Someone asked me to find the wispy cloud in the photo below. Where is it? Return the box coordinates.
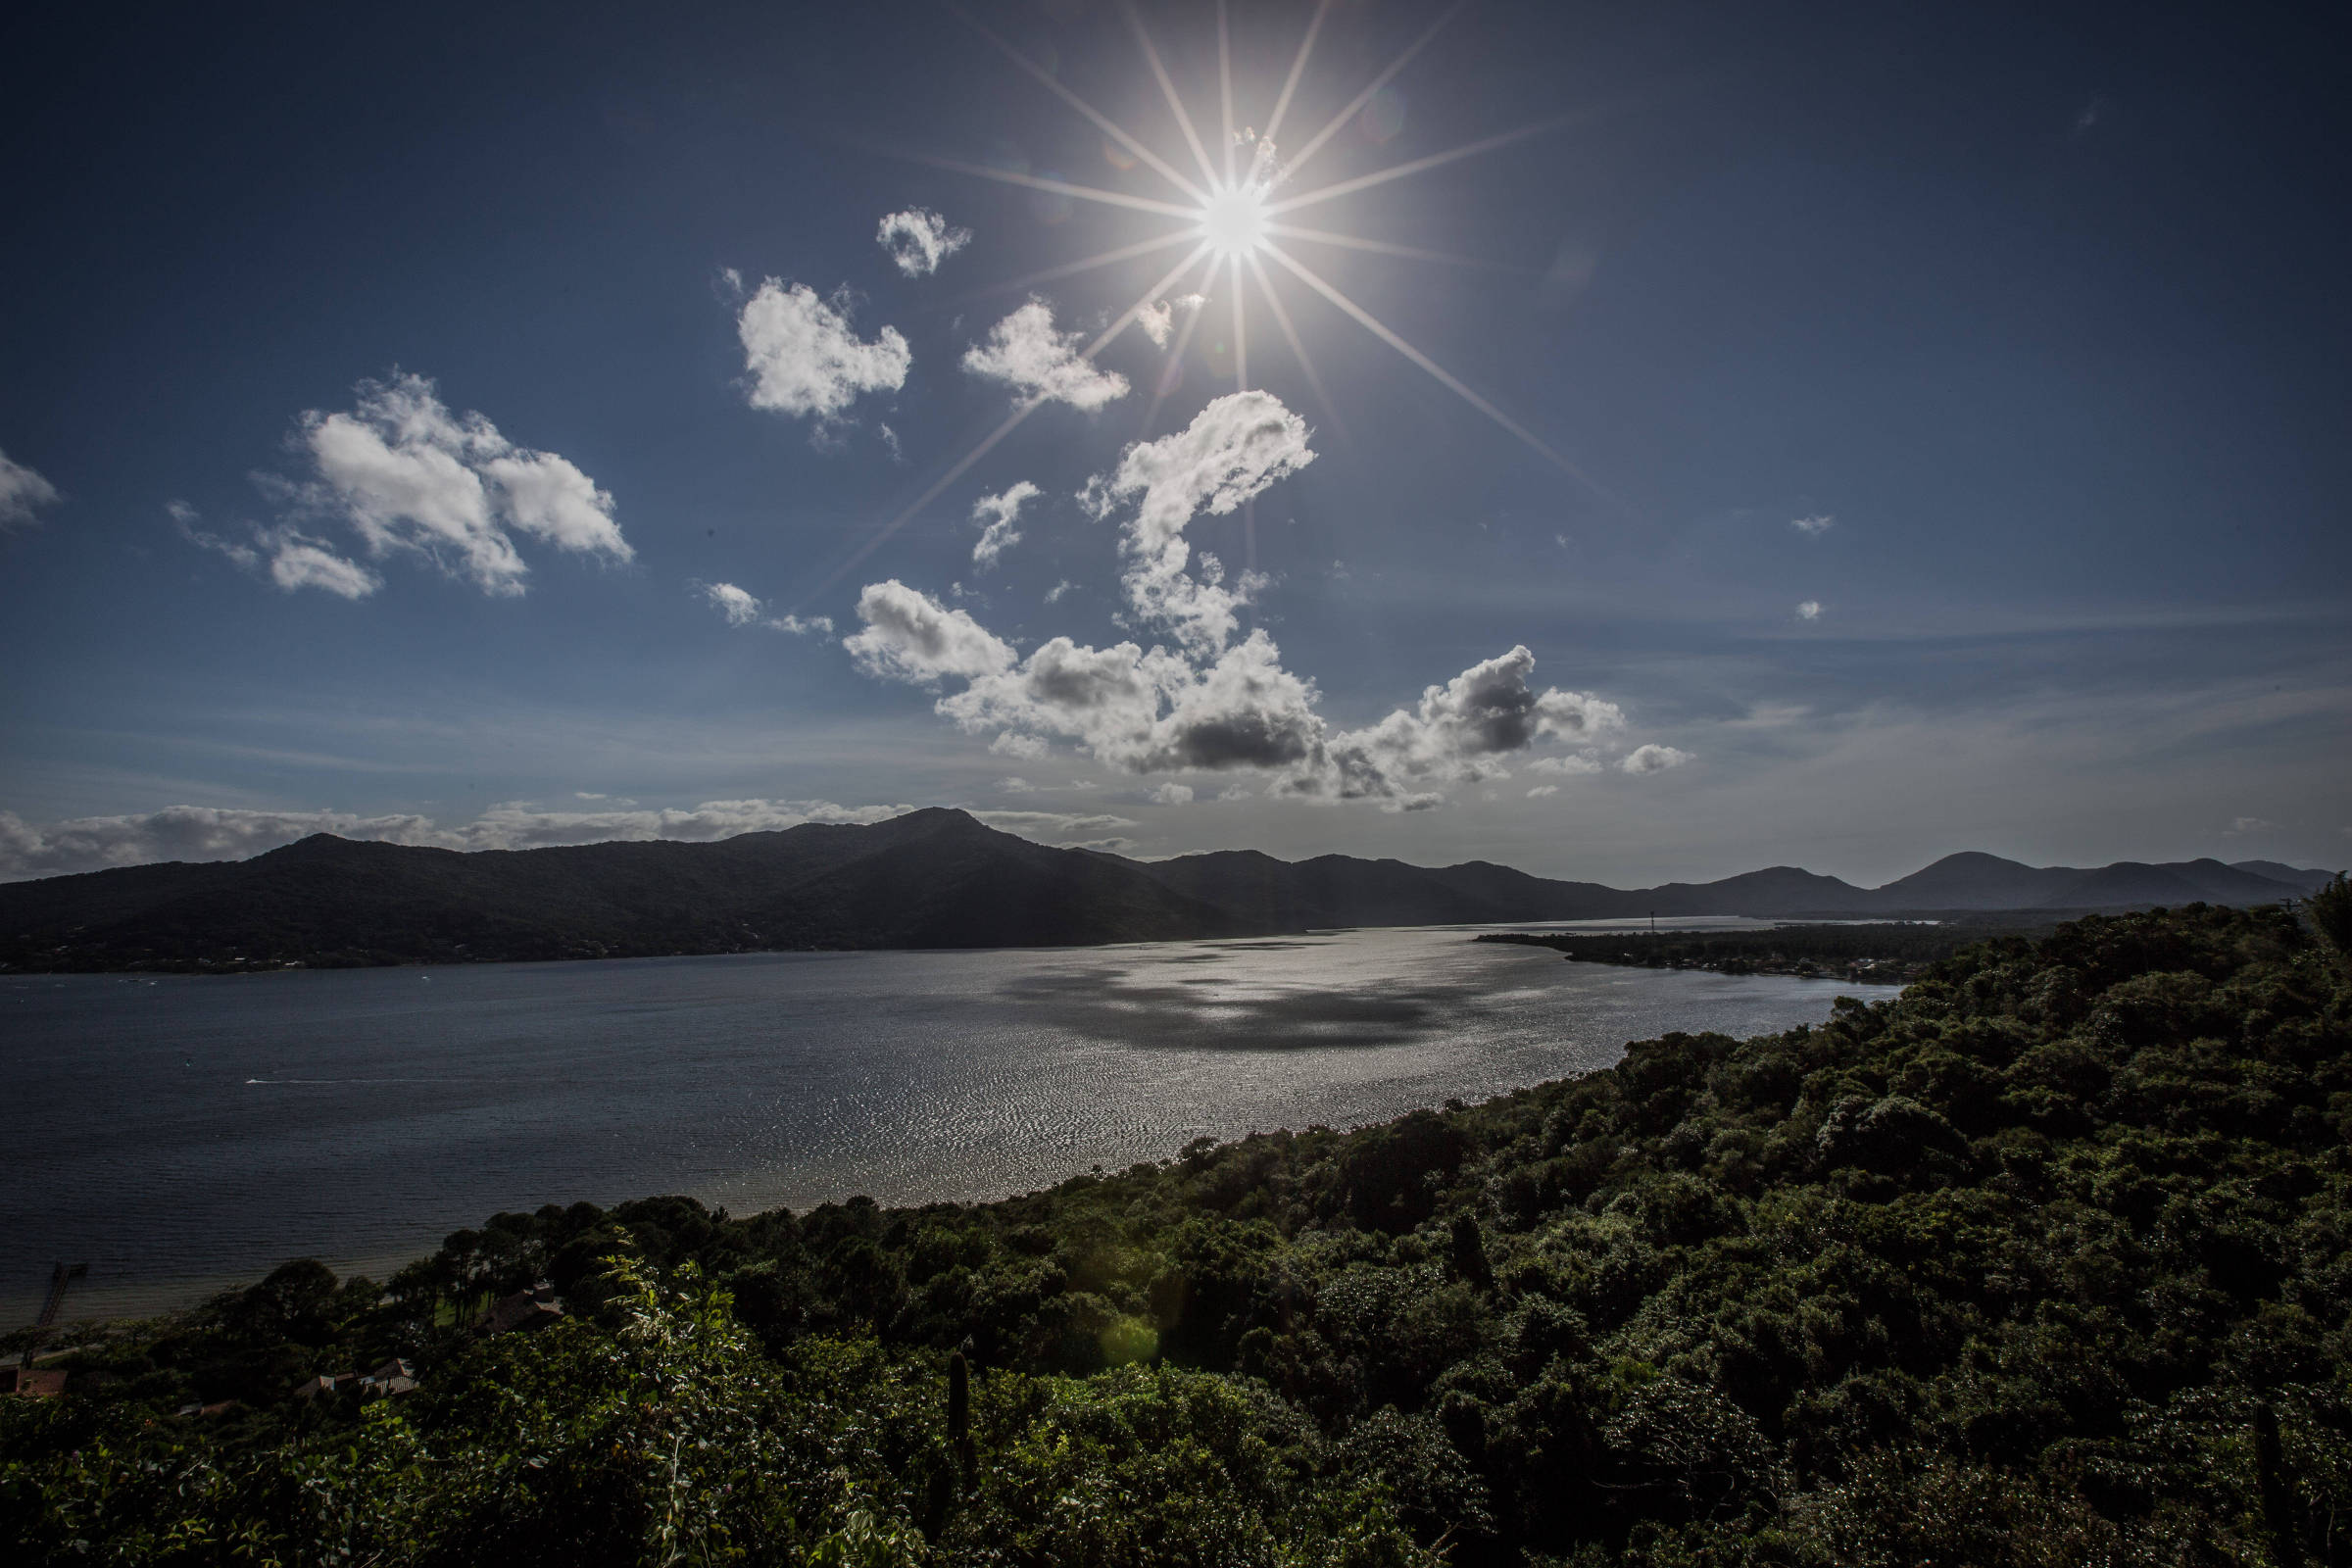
[172,501,381,600]
[697,580,833,636]
[0,798,914,881]
[1791,514,1835,537]
[967,808,1137,845]
[0,448,61,530]
[1796,600,1822,620]
[971,479,1041,570]
[1135,293,1206,348]
[1620,744,1694,774]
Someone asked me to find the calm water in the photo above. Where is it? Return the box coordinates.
[1,926,1890,1321]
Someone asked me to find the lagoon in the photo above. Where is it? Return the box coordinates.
[0,924,1892,1321]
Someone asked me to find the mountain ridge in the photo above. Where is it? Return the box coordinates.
[0,808,2334,972]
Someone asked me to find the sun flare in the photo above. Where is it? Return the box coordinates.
[837,0,1606,597]
[1199,179,1272,258]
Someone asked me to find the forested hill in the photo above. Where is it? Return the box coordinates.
[10,897,2352,1564]
[0,805,2332,971]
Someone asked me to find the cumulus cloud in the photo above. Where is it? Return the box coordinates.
[1621,744,1694,774]
[0,448,61,530]
[0,799,913,882]
[990,730,1050,760]
[1792,514,1835,536]
[845,391,1657,811]
[1796,600,1822,620]
[962,300,1129,410]
[843,579,1016,684]
[876,207,971,276]
[970,480,1041,570]
[737,280,911,429]
[1135,293,1207,348]
[1149,782,1195,806]
[264,372,629,598]
[1527,753,1604,775]
[172,501,381,600]
[1326,647,1627,794]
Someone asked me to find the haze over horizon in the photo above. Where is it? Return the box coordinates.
[3,0,2345,890]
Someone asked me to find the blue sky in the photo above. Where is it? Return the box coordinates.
[1,0,2344,886]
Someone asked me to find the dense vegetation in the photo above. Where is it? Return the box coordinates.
[7,894,2352,1564]
[1477,921,2058,983]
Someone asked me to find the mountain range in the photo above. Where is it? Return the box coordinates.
[0,808,2334,972]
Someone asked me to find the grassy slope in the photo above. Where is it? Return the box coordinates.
[6,902,2350,1565]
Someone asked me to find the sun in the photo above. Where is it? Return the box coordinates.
[1199,179,1272,258]
[814,1,1613,601]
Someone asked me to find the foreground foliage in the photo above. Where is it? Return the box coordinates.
[7,900,2350,1565]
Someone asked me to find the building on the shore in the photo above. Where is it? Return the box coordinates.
[477,1282,564,1336]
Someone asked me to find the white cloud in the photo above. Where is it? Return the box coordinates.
[737,280,911,428]
[843,579,1017,684]
[1045,579,1075,604]
[696,583,833,636]
[846,389,1661,812]
[1621,744,1694,774]
[971,479,1041,570]
[770,612,833,636]
[278,372,628,597]
[172,500,380,600]
[1216,784,1253,802]
[968,809,1137,844]
[0,448,61,530]
[2226,815,2278,836]
[267,535,382,599]
[1796,600,1822,620]
[1527,753,1603,775]
[876,207,971,277]
[1526,784,1559,798]
[998,777,1036,794]
[702,581,763,626]
[1792,514,1835,536]
[0,798,915,882]
[1135,292,1207,348]
[1081,389,1314,654]
[1329,647,1627,790]
[990,730,1050,760]
[962,300,1130,411]
[1150,782,1195,806]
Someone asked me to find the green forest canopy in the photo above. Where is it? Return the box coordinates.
[6,891,2351,1565]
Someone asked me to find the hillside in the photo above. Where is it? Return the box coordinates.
[0,809,1266,971]
[0,809,2332,972]
[10,902,2350,1564]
